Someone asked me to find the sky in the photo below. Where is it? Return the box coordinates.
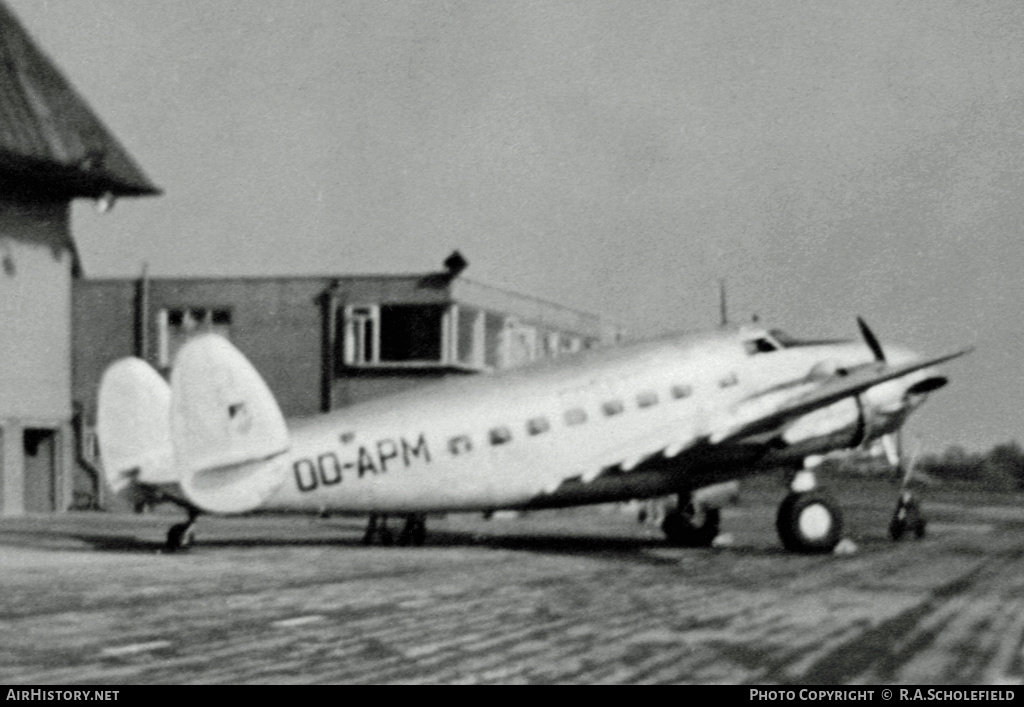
[8,0,1024,453]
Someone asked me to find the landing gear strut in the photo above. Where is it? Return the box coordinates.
[362,513,428,546]
[165,512,199,552]
[661,498,720,547]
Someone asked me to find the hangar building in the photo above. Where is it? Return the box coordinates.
[0,2,158,515]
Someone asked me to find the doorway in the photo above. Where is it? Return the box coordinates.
[23,428,56,512]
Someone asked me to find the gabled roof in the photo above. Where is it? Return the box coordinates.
[0,1,159,198]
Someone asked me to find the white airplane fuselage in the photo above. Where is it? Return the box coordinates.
[261,329,930,515]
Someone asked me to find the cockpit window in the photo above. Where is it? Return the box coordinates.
[769,329,851,348]
[744,337,779,355]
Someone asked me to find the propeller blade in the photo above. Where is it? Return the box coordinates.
[857,316,886,362]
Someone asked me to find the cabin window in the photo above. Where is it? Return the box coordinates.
[527,417,550,436]
[448,435,473,456]
[671,384,693,400]
[158,307,232,368]
[636,391,659,408]
[564,408,588,426]
[489,426,512,446]
[602,400,625,417]
[718,372,739,388]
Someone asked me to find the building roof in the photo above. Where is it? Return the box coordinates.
[0,2,159,199]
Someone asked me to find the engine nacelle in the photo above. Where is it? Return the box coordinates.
[170,334,291,514]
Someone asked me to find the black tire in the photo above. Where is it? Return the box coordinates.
[166,523,195,552]
[661,505,720,547]
[889,517,905,541]
[398,516,427,547]
[776,491,843,553]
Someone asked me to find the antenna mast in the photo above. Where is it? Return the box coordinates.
[719,278,728,327]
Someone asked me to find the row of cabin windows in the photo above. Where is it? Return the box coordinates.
[451,382,697,453]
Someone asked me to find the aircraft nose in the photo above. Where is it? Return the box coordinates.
[860,346,939,419]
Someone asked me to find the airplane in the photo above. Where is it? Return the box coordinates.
[96,317,970,554]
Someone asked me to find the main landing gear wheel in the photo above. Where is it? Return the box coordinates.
[362,514,395,546]
[775,491,843,553]
[661,503,720,547]
[398,514,427,546]
[889,494,927,541]
[165,521,196,552]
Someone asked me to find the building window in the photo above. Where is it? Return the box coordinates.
[544,332,561,359]
[342,305,377,365]
[527,416,550,435]
[502,320,538,368]
[158,307,232,368]
[483,312,504,368]
[340,304,446,367]
[455,306,485,368]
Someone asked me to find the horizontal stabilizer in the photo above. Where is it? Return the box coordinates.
[97,357,174,494]
[171,334,290,514]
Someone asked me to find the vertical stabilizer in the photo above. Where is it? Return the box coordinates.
[170,334,290,514]
[97,357,174,493]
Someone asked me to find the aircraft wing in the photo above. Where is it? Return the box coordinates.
[709,348,972,445]
[553,347,970,491]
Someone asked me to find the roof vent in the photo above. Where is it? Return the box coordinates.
[444,250,468,278]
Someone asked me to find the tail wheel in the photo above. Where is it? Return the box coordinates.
[662,504,720,547]
[776,491,842,553]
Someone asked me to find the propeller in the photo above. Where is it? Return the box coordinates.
[857,316,886,363]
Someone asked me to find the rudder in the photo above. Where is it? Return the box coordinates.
[97,357,174,495]
[170,334,290,514]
